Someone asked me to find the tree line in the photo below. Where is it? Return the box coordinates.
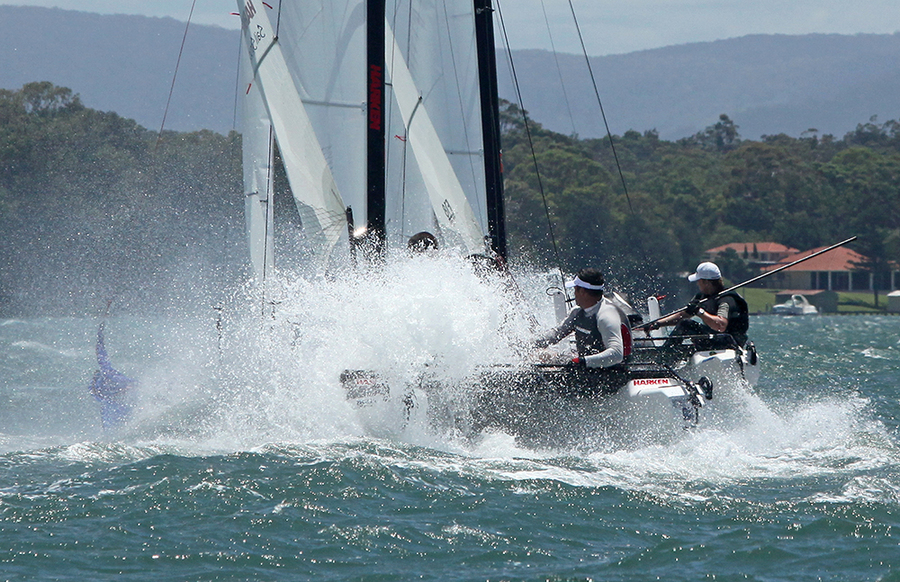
[500,103,900,295]
[0,82,244,315]
[2,82,899,314]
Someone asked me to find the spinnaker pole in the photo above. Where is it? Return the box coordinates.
[636,236,858,329]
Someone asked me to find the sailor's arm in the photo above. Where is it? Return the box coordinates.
[533,309,577,348]
[697,306,728,333]
[696,303,728,332]
[649,295,726,331]
[653,310,687,327]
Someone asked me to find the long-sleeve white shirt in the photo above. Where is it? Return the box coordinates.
[535,297,629,368]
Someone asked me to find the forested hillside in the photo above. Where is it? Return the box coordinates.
[503,105,900,288]
[1,83,899,314]
[0,83,244,315]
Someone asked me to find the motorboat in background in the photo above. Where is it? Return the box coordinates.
[772,294,818,316]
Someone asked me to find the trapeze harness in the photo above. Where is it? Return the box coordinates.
[697,291,749,347]
[573,306,632,362]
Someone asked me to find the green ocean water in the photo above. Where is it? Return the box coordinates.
[2,313,899,581]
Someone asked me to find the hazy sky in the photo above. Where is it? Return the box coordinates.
[7,0,900,55]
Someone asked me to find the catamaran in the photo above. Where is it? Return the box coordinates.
[235,0,762,442]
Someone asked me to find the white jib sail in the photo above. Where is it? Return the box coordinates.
[385,22,487,256]
[239,1,348,263]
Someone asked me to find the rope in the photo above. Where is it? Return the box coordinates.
[155,0,197,152]
[566,0,635,216]
[495,0,567,293]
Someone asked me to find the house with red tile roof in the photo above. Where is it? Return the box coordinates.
[760,246,894,291]
[702,242,900,297]
[704,242,799,265]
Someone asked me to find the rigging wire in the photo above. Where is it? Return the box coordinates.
[398,0,415,246]
[565,0,660,278]
[494,0,568,294]
[566,0,635,217]
[539,0,578,137]
[155,0,198,152]
[274,0,284,35]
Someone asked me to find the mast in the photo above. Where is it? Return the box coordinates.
[366,0,387,256]
[473,0,507,260]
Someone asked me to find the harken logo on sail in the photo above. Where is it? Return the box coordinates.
[368,65,383,131]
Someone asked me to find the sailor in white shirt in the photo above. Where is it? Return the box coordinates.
[534,268,632,368]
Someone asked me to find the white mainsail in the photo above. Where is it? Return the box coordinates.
[272,1,368,235]
[385,21,486,255]
[238,0,497,269]
[385,0,490,253]
[238,0,348,268]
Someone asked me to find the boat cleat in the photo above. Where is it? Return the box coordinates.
[698,376,713,400]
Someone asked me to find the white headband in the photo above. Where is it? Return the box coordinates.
[565,276,605,291]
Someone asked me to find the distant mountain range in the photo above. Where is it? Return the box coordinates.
[500,34,900,140]
[2,6,237,136]
[3,5,899,140]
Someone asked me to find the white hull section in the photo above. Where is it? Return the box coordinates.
[340,346,759,444]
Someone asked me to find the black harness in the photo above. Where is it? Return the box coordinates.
[573,308,605,357]
[699,291,749,345]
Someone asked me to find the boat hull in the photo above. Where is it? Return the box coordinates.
[341,360,719,445]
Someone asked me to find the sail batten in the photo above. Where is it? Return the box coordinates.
[302,100,367,109]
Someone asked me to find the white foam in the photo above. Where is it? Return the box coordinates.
[7,264,899,510]
[109,254,539,450]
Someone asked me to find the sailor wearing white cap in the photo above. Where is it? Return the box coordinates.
[687,261,721,282]
[652,261,749,349]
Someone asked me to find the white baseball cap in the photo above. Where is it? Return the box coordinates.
[687,262,721,282]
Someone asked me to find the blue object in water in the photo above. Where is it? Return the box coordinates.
[89,322,135,430]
